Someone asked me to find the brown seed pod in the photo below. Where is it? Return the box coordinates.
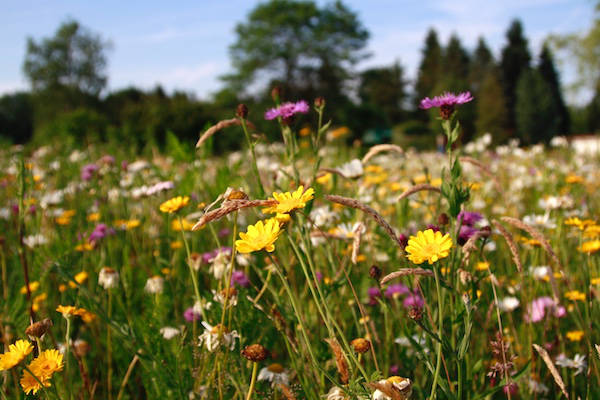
[350,337,371,354]
[241,344,269,362]
[25,318,53,338]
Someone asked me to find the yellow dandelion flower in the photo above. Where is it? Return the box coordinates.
[329,126,350,139]
[564,217,583,227]
[565,174,584,184]
[159,196,189,214]
[405,229,453,265]
[75,242,94,252]
[316,173,332,185]
[87,212,101,222]
[20,349,63,395]
[476,262,489,271]
[579,240,600,254]
[20,281,40,295]
[170,241,183,250]
[115,219,141,230]
[171,218,194,231]
[566,330,584,342]
[591,277,600,285]
[299,126,312,137]
[69,271,89,288]
[0,340,34,371]
[235,219,281,254]
[263,186,314,215]
[583,225,600,238]
[56,305,79,317]
[564,290,586,301]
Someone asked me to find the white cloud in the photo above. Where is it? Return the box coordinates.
[0,80,27,95]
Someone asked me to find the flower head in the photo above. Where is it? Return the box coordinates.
[20,349,63,394]
[263,186,314,215]
[0,340,33,371]
[159,196,190,214]
[405,229,453,265]
[419,91,473,119]
[235,219,281,254]
[258,363,290,386]
[264,100,309,120]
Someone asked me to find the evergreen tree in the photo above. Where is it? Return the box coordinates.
[414,29,443,109]
[515,69,559,144]
[500,19,531,133]
[470,37,494,94]
[359,62,407,126]
[538,44,570,134]
[443,34,470,88]
[475,68,508,142]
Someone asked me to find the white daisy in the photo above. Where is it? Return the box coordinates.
[198,322,239,352]
[257,363,290,387]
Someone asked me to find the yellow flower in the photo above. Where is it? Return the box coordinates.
[405,229,453,265]
[475,261,489,271]
[235,219,281,254]
[564,217,583,227]
[159,196,189,214]
[299,126,312,137]
[170,241,183,250]
[591,277,600,285]
[171,218,195,231]
[0,340,33,371]
[87,212,101,222]
[75,242,94,252]
[329,126,350,139]
[565,174,584,184]
[68,271,89,288]
[20,281,40,295]
[20,349,64,395]
[579,240,600,254]
[114,219,141,230]
[263,186,314,215]
[316,173,332,185]
[566,330,584,342]
[583,225,600,238]
[564,290,586,301]
[56,305,79,317]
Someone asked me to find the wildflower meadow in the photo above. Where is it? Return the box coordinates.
[1,90,599,400]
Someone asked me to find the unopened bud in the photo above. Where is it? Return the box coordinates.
[408,306,423,322]
[242,344,269,362]
[236,104,248,119]
[480,226,492,238]
[369,265,382,281]
[437,213,449,226]
[271,86,282,102]
[314,97,325,108]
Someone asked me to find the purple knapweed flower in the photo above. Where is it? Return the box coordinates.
[397,233,408,249]
[419,91,473,119]
[367,286,382,306]
[184,307,202,322]
[389,365,400,376]
[458,225,479,245]
[89,223,115,244]
[457,211,483,227]
[230,270,250,288]
[403,291,424,309]
[264,100,309,121]
[426,224,440,233]
[315,271,324,282]
[218,228,231,238]
[385,283,410,299]
[81,163,99,181]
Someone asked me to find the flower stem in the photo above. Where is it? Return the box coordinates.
[65,316,72,400]
[430,267,444,400]
[178,215,202,305]
[240,118,265,198]
[245,362,258,400]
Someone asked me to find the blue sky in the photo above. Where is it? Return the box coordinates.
[1,0,593,102]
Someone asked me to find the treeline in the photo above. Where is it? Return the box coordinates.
[0,2,597,150]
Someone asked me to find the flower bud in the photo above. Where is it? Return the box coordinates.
[241,344,269,362]
[408,306,423,322]
[236,104,248,119]
[314,97,325,108]
[437,213,449,226]
[369,265,382,281]
[350,337,371,354]
[271,86,282,102]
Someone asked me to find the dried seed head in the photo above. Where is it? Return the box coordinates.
[407,306,423,322]
[220,287,238,299]
[73,339,90,357]
[241,344,269,362]
[350,337,371,354]
[369,265,382,281]
[236,104,248,119]
[437,213,449,226]
[25,318,53,338]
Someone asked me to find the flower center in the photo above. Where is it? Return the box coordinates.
[267,363,284,373]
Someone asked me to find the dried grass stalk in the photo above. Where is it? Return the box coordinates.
[278,384,297,400]
[501,216,561,300]
[533,344,569,399]
[362,144,403,164]
[319,167,352,179]
[380,268,433,285]
[397,184,441,201]
[351,222,366,264]
[195,118,256,148]
[310,231,351,241]
[325,194,402,249]
[461,230,487,264]
[324,338,349,384]
[492,220,522,274]
[192,199,276,230]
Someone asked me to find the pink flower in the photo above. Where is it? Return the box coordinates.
[264,100,309,120]
[419,92,473,110]
[525,296,565,323]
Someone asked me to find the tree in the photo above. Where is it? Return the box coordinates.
[470,37,494,94]
[538,44,570,134]
[500,19,531,133]
[224,0,369,101]
[23,19,109,96]
[0,92,34,143]
[475,69,508,142]
[358,62,407,126]
[443,34,470,88]
[515,69,558,144]
[414,29,443,108]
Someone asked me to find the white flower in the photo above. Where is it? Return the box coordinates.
[528,378,549,394]
[212,288,237,307]
[530,266,550,281]
[257,363,290,386]
[127,160,150,173]
[498,297,520,312]
[0,208,10,220]
[144,276,164,294]
[310,206,338,228]
[523,213,556,229]
[198,322,239,352]
[555,353,587,375]
[551,136,568,147]
[325,386,348,400]
[371,377,412,400]
[208,250,231,279]
[160,326,180,340]
[98,267,119,289]
[23,234,48,248]
[337,159,363,179]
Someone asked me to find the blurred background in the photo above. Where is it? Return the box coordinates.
[1,0,598,151]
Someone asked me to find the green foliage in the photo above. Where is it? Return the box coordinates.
[36,107,108,144]
[475,68,508,142]
[0,92,34,143]
[414,29,443,110]
[538,44,570,134]
[515,69,559,144]
[392,120,435,150]
[358,62,407,126]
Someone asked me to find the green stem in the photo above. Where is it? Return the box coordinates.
[240,118,265,197]
[245,362,258,400]
[430,267,444,400]
[178,215,202,306]
[65,316,72,400]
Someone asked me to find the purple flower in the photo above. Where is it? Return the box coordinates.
[264,100,309,120]
[385,283,410,299]
[231,270,250,288]
[397,233,408,249]
[81,163,99,181]
[525,296,565,323]
[218,228,231,238]
[184,307,201,322]
[201,247,232,264]
[403,291,424,309]
[367,286,382,306]
[315,271,324,282]
[89,223,115,244]
[99,155,115,165]
[419,91,473,110]
[426,224,440,233]
[389,364,400,376]
[458,225,478,245]
[457,211,482,227]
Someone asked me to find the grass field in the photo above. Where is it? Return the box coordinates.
[1,99,599,399]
